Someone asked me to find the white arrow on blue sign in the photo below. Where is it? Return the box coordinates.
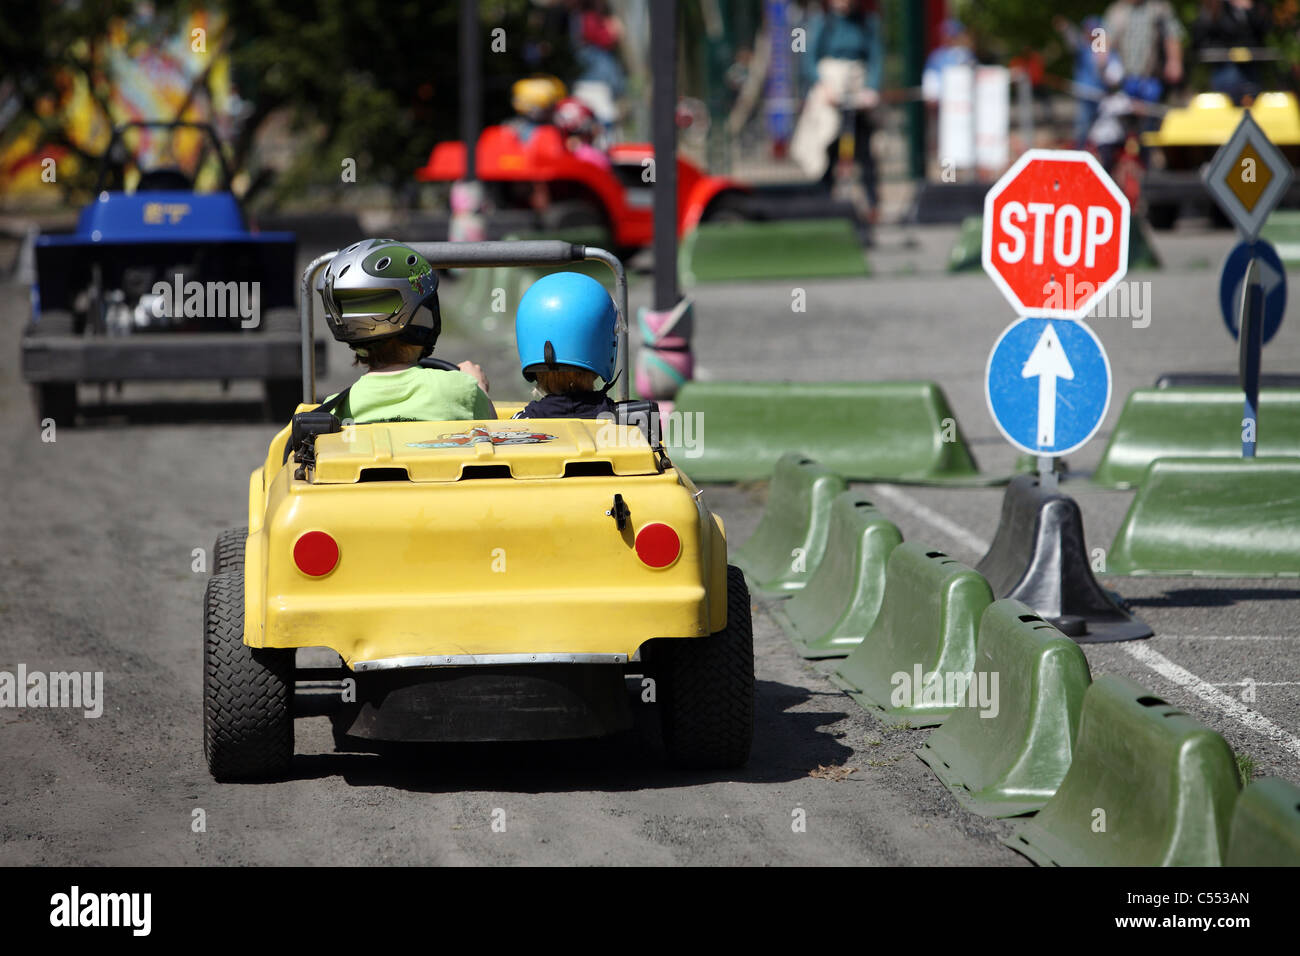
[985,317,1112,457]
[1219,239,1286,344]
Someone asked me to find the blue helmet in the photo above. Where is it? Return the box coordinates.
[515,272,618,382]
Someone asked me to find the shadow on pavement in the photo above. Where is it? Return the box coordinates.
[284,677,857,793]
[73,399,276,426]
[1125,586,1300,609]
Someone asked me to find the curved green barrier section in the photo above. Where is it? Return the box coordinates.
[1007,676,1241,866]
[773,491,903,659]
[917,600,1092,818]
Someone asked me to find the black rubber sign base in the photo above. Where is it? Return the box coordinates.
[976,475,1152,644]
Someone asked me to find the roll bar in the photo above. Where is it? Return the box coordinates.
[298,241,629,404]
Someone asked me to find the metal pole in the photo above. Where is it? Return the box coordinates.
[1037,456,1058,492]
[1016,70,1034,151]
[1239,255,1263,458]
[902,0,926,181]
[651,0,678,311]
[459,0,481,181]
[583,246,630,402]
[300,251,338,404]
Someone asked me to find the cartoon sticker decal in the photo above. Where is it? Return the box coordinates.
[407,426,557,449]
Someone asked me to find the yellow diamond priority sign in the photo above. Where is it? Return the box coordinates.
[1224,141,1272,212]
[1204,111,1294,241]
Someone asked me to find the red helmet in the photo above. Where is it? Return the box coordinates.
[554,97,598,138]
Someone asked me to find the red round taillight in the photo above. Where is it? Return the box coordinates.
[635,523,681,569]
[293,531,339,577]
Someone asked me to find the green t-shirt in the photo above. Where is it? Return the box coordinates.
[327,367,493,423]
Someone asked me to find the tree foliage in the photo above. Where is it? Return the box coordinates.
[1,0,575,205]
[214,0,575,204]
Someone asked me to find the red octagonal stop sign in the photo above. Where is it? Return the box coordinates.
[982,149,1130,319]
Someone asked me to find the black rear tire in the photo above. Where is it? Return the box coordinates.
[1147,203,1179,231]
[540,197,608,233]
[213,526,248,575]
[35,383,77,426]
[702,191,752,223]
[203,571,294,781]
[658,564,755,769]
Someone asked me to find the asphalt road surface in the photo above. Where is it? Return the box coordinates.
[0,223,1294,865]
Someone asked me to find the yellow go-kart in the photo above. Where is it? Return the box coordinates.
[202,241,753,780]
[1143,90,1300,229]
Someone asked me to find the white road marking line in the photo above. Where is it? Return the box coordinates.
[868,484,991,556]
[1152,634,1296,641]
[1210,681,1300,688]
[868,485,1300,758]
[1122,642,1300,760]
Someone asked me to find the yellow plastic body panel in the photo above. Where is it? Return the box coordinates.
[495,401,526,419]
[244,418,728,667]
[312,418,659,483]
[1144,91,1300,147]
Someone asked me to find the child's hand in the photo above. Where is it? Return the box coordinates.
[458,360,490,393]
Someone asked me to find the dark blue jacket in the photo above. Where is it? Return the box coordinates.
[514,390,617,420]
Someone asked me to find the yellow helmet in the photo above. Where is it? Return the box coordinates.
[512,75,567,119]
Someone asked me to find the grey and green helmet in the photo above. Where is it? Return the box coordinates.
[318,238,440,353]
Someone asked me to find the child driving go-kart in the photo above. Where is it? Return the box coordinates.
[316,238,495,422]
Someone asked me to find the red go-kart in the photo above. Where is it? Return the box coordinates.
[416,124,748,251]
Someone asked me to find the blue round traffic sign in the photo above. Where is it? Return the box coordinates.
[985,317,1112,457]
[1220,240,1286,344]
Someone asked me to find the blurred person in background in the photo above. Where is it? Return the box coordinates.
[523,0,573,70]
[571,0,626,133]
[1103,0,1186,110]
[791,0,883,219]
[920,18,976,105]
[554,95,611,170]
[1193,0,1274,102]
[506,75,568,143]
[1055,15,1110,147]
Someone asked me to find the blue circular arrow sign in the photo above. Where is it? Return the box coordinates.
[1219,240,1286,344]
[985,317,1112,457]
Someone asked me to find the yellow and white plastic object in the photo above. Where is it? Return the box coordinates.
[1144,91,1300,148]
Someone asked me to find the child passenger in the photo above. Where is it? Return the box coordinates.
[512,271,618,420]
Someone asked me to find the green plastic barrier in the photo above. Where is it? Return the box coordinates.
[1007,676,1241,866]
[1225,777,1300,866]
[916,600,1092,818]
[666,380,992,484]
[678,218,867,286]
[947,216,984,273]
[772,491,904,659]
[1127,219,1163,271]
[831,543,994,727]
[949,216,1160,272]
[1107,457,1300,577]
[1093,387,1300,488]
[731,453,846,597]
[1261,210,1300,267]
